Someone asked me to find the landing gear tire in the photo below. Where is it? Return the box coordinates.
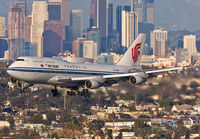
[67,91,76,96]
[51,88,59,97]
[82,89,91,98]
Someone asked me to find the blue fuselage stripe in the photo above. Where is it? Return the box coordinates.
[7,67,125,76]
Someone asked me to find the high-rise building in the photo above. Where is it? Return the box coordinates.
[90,0,95,28]
[90,0,108,52]
[121,11,138,49]
[155,39,166,58]
[183,35,197,63]
[108,4,113,34]
[72,37,86,57]
[88,28,100,54]
[116,6,131,48]
[133,0,154,24]
[71,9,83,40]
[0,39,8,58]
[175,48,188,64]
[24,15,31,42]
[83,40,97,60]
[49,0,70,26]
[48,2,61,21]
[0,17,6,38]
[150,29,167,58]
[31,1,48,57]
[43,21,64,57]
[15,0,28,16]
[9,7,25,61]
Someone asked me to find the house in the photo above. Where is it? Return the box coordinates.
[113,132,135,139]
[105,119,135,130]
[193,105,200,113]
[105,106,121,113]
[87,115,100,122]
[23,124,44,130]
[182,117,200,128]
[171,104,193,113]
[0,121,10,129]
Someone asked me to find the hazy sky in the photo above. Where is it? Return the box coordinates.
[1,0,200,31]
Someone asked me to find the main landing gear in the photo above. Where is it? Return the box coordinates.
[51,88,60,97]
[51,87,91,98]
[67,89,91,98]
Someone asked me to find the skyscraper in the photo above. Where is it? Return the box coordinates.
[9,7,25,61]
[90,0,95,28]
[43,20,64,57]
[121,11,138,49]
[24,15,31,42]
[71,9,83,40]
[31,1,48,57]
[72,37,86,57]
[48,2,61,21]
[150,29,167,58]
[15,0,28,16]
[0,17,6,38]
[133,0,154,24]
[108,4,113,34]
[48,0,70,26]
[90,0,108,53]
[116,6,131,48]
[183,35,197,63]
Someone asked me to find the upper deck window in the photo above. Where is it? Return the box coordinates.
[16,59,25,61]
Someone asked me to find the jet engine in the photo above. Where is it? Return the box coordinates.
[129,75,146,85]
[85,80,100,89]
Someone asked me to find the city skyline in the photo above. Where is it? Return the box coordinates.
[0,0,200,31]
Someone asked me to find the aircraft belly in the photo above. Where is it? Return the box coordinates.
[11,71,53,84]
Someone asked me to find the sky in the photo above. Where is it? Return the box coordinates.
[0,0,200,31]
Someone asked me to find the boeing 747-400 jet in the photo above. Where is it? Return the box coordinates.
[7,34,183,97]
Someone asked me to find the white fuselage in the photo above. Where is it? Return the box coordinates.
[7,57,142,86]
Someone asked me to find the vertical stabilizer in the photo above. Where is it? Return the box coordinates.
[117,33,146,66]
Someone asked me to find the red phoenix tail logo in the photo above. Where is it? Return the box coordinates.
[132,43,141,63]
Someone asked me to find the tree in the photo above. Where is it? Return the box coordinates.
[181,84,187,93]
[119,113,132,119]
[51,133,60,139]
[108,112,117,120]
[7,116,15,129]
[134,120,149,129]
[60,112,72,123]
[31,113,44,124]
[116,131,122,139]
[1,127,10,136]
[46,111,56,124]
[138,114,150,118]
[190,81,199,89]
[0,114,6,121]
[177,120,184,128]
[185,129,190,139]
[88,120,105,137]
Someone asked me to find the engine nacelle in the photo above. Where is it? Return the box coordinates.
[85,80,100,89]
[129,75,146,85]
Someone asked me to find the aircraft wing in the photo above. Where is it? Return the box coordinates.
[71,67,183,81]
[49,67,183,83]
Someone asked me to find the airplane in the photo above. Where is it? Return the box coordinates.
[7,34,183,97]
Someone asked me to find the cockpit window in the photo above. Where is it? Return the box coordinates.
[16,59,25,61]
